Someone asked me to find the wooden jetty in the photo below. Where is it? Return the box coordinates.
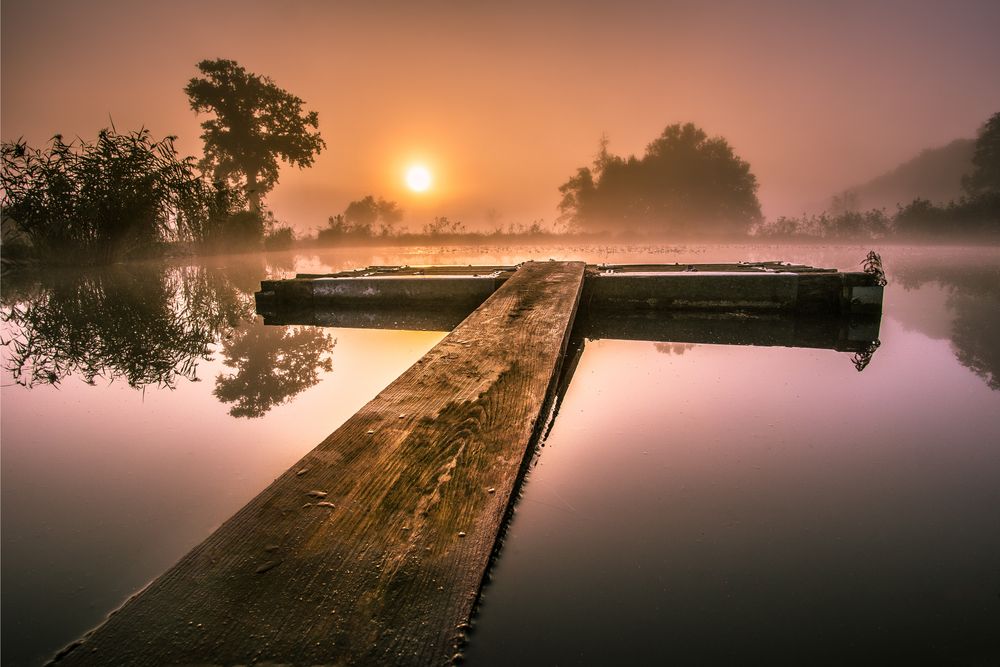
[258,261,884,354]
[56,260,883,666]
[56,261,586,666]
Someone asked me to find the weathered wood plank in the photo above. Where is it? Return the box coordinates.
[56,261,586,667]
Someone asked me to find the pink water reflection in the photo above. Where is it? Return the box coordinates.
[2,243,998,664]
[466,271,1000,664]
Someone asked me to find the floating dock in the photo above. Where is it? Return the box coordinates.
[57,260,883,665]
[257,261,884,355]
[257,261,884,316]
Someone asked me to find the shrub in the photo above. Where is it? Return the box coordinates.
[1,128,219,263]
[264,225,295,250]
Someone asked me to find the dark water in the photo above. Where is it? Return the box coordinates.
[2,244,998,665]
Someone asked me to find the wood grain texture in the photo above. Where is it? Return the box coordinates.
[55,261,586,667]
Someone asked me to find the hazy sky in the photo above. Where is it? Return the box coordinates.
[3,0,999,230]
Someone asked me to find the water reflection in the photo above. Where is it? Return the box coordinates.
[1,265,252,388]
[1,245,997,666]
[0,258,345,420]
[851,339,881,371]
[895,263,1000,390]
[654,342,694,355]
[214,318,335,418]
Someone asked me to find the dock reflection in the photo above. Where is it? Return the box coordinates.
[259,301,882,359]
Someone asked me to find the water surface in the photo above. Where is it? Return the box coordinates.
[2,244,998,665]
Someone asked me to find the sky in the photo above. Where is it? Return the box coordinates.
[3,0,999,231]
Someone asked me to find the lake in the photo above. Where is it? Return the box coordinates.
[2,243,998,665]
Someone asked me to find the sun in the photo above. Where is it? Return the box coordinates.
[405,164,432,192]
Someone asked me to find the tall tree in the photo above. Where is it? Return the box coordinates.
[558,123,761,237]
[185,59,325,211]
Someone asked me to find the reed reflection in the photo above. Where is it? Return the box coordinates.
[1,265,252,388]
[214,318,335,418]
[1,258,343,419]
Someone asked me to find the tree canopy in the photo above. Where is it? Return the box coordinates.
[185,59,325,211]
[962,111,1000,197]
[558,123,761,236]
[344,195,403,233]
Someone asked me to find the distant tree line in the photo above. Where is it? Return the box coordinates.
[756,112,1000,242]
[4,65,997,264]
[312,194,572,246]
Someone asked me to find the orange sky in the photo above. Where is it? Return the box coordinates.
[3,0,999,231]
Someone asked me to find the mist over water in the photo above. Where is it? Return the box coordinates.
[1,243,999,665]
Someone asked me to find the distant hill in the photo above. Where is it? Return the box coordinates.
[832,138,974,211]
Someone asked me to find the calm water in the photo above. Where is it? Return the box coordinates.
[2,244,998,665]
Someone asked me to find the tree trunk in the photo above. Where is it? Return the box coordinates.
[246,171,262,213]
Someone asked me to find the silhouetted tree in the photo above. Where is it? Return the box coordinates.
[213,319,335,418]
[343,195,404,235]
[317,196,404,243]
[962,111,1000,197]
[559,123,761,236]
[185,59,325,211]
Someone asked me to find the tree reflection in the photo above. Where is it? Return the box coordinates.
[213,318,335,418]
[948,289,1000,391]
[1,264,253,388]
[654,342,695,355]
[895,263,1000,390]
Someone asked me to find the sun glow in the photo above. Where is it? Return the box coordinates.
[405,164,433,192]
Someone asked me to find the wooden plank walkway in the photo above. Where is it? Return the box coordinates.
[55,261,586,666]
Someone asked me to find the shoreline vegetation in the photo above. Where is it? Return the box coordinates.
[1,57,997,271]
[5,199,999,273]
